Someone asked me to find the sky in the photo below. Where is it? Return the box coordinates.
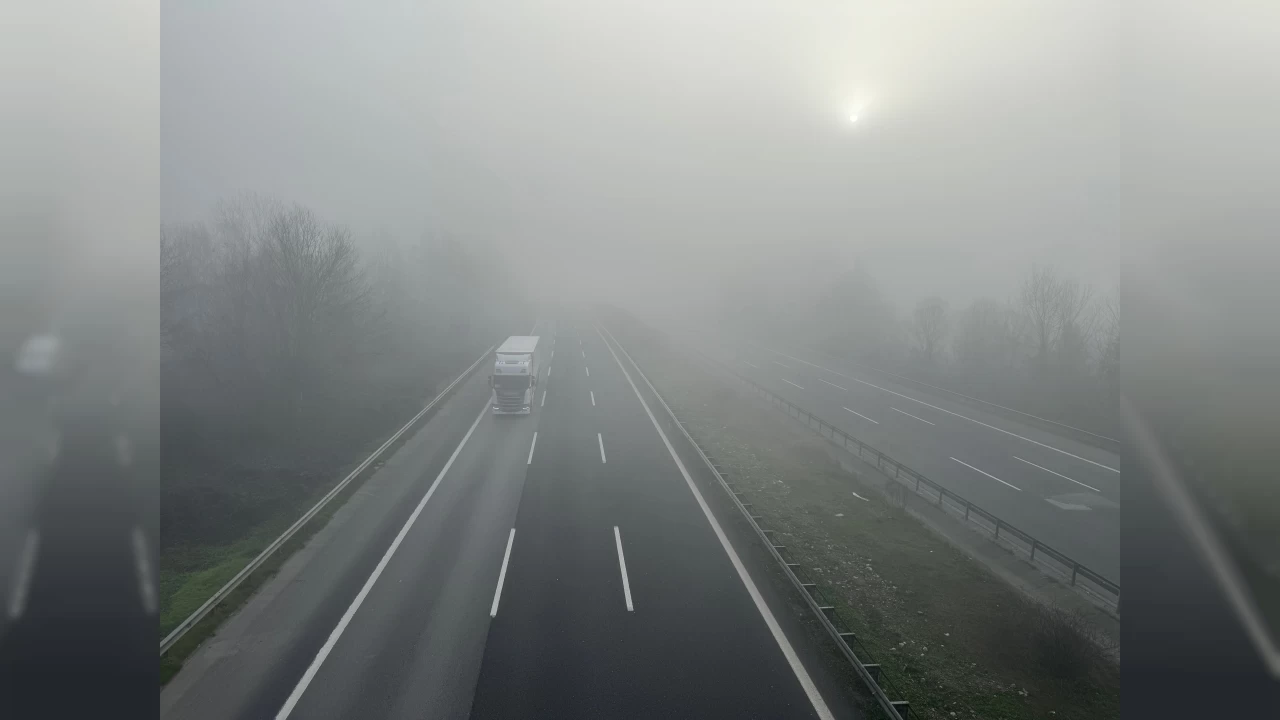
[165,0,1128,315]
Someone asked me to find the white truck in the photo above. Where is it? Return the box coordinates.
[489,336,539,414]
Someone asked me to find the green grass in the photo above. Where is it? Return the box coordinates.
[158,458,378,685]
[623,328,1120,720]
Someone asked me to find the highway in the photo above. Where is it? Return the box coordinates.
[687,335,1121,584]
[161,318,859,720]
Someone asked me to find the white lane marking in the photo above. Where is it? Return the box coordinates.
[274,404,487,720]
[950,457,1022,491]
[540,390,546,407]
[527,432,538,465]
[590,390,596,406]
[597,326,836,720]
[598,433,607,463]
[851,491,871,502]
[585,366,591,377]
[743,360,762,369]
[131,526,157,614]
[781,378,805,390]
[7,529,39,619]
[1013,456,1101,493]
[582,350,586,358]
[766,349,1120,473]
[818,377,848,392]
[890,406,935,425]
[1047,499,1091,511]
[772,360,794,369]
[613,526,634,612]
[490,529,516,617]
[547,365,551,378]
[842,407,879,424]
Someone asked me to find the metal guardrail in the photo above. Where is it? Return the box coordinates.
[713,361,1121,613]
[159,344,496,655]
[601,324,911,720]
[763,343,1120,454]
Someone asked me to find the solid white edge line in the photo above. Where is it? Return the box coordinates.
[528,431,538,465]
[7,529,39,619]
[598,432,606,463]
[162,343,496,653]
[889,406,935,425]
[132,526,158,614]
[818,377,849,392]
[614,526,634,612]
[596,325,835,720]
[274,403,488,720]
[490,528,516,617]
[590,390,596,406]
[1013,456,1101,493]
[781,378,805,390]
[767,348,1119,473]
[950,456,1022,491]
[842,407,879,424]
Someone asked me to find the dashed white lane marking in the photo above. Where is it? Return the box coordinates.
[772,360,794,369]
[527,432,538,465]
[490,529,516,617]
[274,404,488,720]
[613,526,634,612]
[598,433,607,463]
[597,325,836,720]
[590,390,596,406]
[781,378,805,390]
[951,457,1022,491]
[585,366,590,377]
[743,360,762,370]
[540,390,546,407]
[768,349,1119,473]
[843,407,878,424]
[851,491,871,502]
[818,377,848,392]
[890,406,934,425]
[7,529,39,619]
[1014,456,1101,493]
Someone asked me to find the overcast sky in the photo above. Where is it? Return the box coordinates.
[164,1,1149,314]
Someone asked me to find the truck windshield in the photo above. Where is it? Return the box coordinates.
[494,375,530,390]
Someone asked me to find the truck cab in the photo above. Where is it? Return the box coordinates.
[490,336,539,414]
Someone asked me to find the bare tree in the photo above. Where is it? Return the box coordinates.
[1020,265,1063,369]
[911,296,950,366]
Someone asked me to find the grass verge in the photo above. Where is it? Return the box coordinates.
[159,345,490,685]
[618,322,1120,720]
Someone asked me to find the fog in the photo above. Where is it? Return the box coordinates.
[164,0,1121,314]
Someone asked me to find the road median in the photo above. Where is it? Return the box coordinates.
[606,310,1119,720]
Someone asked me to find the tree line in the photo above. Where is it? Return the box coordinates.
[160,193,521,546]
[724,264,1119,437]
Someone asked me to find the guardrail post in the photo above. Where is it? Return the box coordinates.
[1030,539,1038,561]
[1071,563,1079,586]
[994,518,1002,540]
[914,476,920,493]
[964,502,971,521]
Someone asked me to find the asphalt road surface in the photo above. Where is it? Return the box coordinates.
[161,318,858,720]
[686,334,1121,584]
